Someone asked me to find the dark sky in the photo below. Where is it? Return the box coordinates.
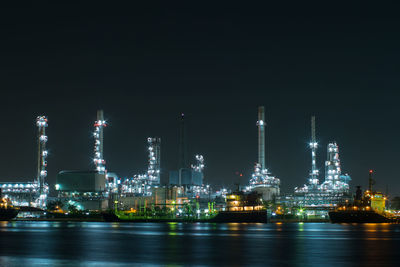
[1,2,400,195]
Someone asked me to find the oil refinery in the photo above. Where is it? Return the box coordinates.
[0,107,360,222]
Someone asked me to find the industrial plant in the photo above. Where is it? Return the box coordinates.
[0,107,356,221]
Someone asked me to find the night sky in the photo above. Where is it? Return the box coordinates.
[1,2,400,195]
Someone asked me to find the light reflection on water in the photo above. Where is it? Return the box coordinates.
[0,221,400,266]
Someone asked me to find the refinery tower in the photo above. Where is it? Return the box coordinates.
[248,106,280,201]
[294,116,352,207]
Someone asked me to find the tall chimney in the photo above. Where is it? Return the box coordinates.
[178,113,187,169]
[257,106,265,169]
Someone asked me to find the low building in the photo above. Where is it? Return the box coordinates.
[56,171,107,211]
[119,186,188,210]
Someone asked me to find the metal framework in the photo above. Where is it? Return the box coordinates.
[93,110,107,173]
[36,116,49,208]
[147,137,161,185]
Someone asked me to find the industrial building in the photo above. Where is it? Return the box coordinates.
[119,186,188,210]
[56,170,108,210]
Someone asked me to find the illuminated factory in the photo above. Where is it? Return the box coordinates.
[1,108,357,215]
[293,116,351,208]
[54,110,211,212]
[0,116,49,208]
[246,106,280,201]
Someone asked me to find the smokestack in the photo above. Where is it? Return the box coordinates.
[257,106,265,169]
[178,113,187,169]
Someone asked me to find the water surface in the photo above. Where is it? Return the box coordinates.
[0,221,399,266]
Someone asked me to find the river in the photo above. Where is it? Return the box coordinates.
[0,221,399,266]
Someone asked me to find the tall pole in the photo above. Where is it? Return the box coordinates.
[36,116,48,208]
[178,113,187,169]
[257,106,265,169]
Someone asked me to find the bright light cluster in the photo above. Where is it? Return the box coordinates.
[191,155,205,172]
[192,184,210,197]
[121,175,152,196]
[249,163,280,188]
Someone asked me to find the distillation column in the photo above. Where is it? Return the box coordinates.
[94,110,107,173]
[147,137,161,185]
[257,106,266,169]
[325,142,341,184]
[36,116,48,208]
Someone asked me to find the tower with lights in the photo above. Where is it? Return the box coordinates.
[308,116,319,187]
[147,137,161,185]
[36,115,49,208]
[93,110,107,173]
